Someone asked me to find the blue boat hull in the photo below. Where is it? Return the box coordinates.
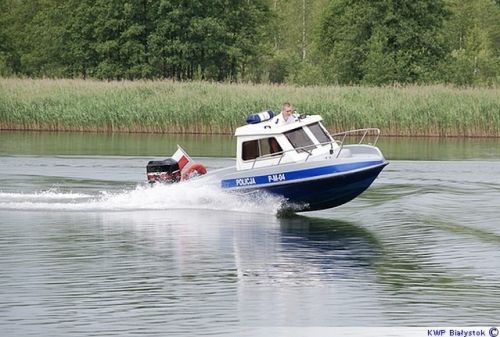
[262,162,388,211]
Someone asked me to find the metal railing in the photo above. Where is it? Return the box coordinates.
[247,128,381,168]
[331,128,380,146]
[330,128,380,158]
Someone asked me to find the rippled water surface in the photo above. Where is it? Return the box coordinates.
[0,132,499,336]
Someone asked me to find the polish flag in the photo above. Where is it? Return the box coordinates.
[172,145,192,170]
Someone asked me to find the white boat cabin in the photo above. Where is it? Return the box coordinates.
[235,114,341,171]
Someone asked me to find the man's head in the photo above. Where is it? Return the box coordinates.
[281,102,293,120]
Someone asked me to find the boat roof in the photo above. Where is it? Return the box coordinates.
[234,114,323,137]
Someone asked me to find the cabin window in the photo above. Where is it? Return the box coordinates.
[242,140,259,160]
[284,127,315,153]
[308,122,331,144]
[242,137,282,161]
[269,138,283,155]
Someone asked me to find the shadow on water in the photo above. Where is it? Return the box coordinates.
[276,215,457,291]
[278,215,383,269]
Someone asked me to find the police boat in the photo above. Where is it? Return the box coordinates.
[146,111,388,212]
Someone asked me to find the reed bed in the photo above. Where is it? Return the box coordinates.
[0,78,499,137]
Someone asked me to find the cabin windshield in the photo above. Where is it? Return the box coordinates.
[284,127,315,153]
[308,122,331,144]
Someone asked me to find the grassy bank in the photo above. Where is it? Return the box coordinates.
[0,78,499,136]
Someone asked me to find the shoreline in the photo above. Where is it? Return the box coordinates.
[2,127,499,138]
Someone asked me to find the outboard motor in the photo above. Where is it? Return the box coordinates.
[146,158,180,184]
[146,145,208,184]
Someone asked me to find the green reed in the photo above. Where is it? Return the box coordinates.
[0,78,499,136]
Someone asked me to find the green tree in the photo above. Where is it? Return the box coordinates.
[361,29,398,85]
[439,0,500,85]
[317,0,448,85]
[91,0,154,79]
[0,0,272,81]
[265,0,328,83]
[1,0,44,76]
[1,0,96,78]
[20,0,71,77]
[148,0,197,79]
[0,0,17,75]
[149,0,271,81]
[63,0,99,78]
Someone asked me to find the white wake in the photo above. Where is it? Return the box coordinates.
[0,178,285,215]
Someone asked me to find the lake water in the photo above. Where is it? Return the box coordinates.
[0,132,499,336]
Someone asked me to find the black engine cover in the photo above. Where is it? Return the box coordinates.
[146,158,179,173]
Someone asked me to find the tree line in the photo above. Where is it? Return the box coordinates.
[1,0,499,86]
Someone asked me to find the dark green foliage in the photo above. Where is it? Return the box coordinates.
[0,0,498,85]
[317,0,449,85]
[0,0,17,75]
[0,0,271,81]
[148,0,270,81]
[438,0,500,86]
